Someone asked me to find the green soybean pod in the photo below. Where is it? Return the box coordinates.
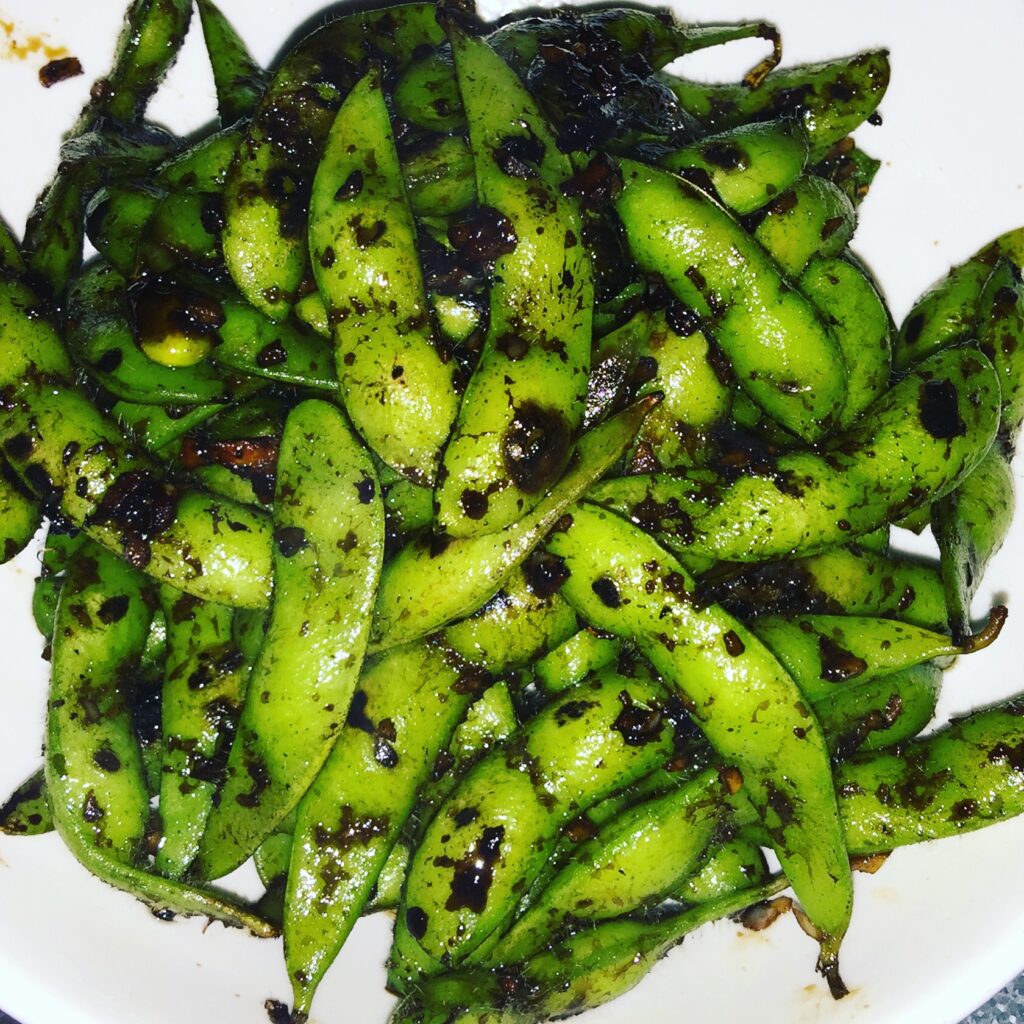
[546,504,852,990]
[837,696,1024,853]
[695,545,948,632]
[0,460,40,564]
[0,770,53,836]
[747,614,975,705]
[195,400,383,880]
[615,159,846,441]
[932,445,1015,642]
[798,255,892,428]
[623,307,733,473]
[402,134,476,218]
[156,125,244,193]
[432,24,593,537]
[584,307,655,430]
[154,588,250,878]
[113,401,228,455]
[64,263,230,404]
[222,3,443,319]
[678,834,770,904]
[752,176,856,279]
[370,398,655,652]
[660,118,809,216]
[533,629,622,696]
[46,543,153,864]
[309,69,458,484]
[390,663,678,989]
[977,255,1024,442]
[44,550,277,933]
[663,49,890,162]
[195,0,266,126]
[589,345,1000,562]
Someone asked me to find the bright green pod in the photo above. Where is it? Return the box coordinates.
[0,460,40,564]
[589,346,1001,562]
[624,307,732,472]
[390,663,679,988]
[196,0,267,126]
[154,588,250,878]
[85,183,162,276]
[309,69,458,484]
[0,770,53,836]
[370,398,655,651]
[546,503,852,989]
[196,400,383,880]
[695,545,949,633]
[433,26,593,537]
[678,834,770,904]
[222,2,444,318]
[44,547,276,933]
[46,543,153,864]
[812,662,942,758]
[747,613,968,704]
[533,629,621,696]
[660,118,808,215]
[156,125,244,193]
[615,159,846,441]
[894,245,1011,372]
[813,139,881,208]
[933,445,1015,642]
[65,262,230,403]
[799,255,892,428]
[977,256,1024,445]
[837,695,1024,853]
[139,191,222,274]
[113,401,225,455]
[752,176,856,279]
[402,134,476,217]
[663,49,890,162]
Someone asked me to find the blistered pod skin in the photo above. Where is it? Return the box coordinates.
[222,3,444,319]
[196,401,384,880]
[615,159,846,441]
[309,70,459,485]
[590,346,1001,562]
[546,504,853,990]
[433,26,593,537]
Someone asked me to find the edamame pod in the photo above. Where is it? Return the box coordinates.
[196,400,383,880]
[615,159,846,441]
[0,460,40,563]
[977,255,1024,444]
[752,175,856,279]
[583,307,654,430]
[154,588,250,878]
[309,69,458,483]
[533,628,621,696]
[659,118,808,216]
[370,398,655,651]
[798,255,892,427]
[433,26,593,536]
[695,545,948,632]
[589,345,1000,562]
[402,134,476,218]
[0,770,53,836]
[222,3,444,318]
[546,504,852,990]
[932,445,1015,642]
[196,0,266,126]
[663,49,890,162]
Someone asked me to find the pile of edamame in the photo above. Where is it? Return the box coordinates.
[1,1,1023,1022]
